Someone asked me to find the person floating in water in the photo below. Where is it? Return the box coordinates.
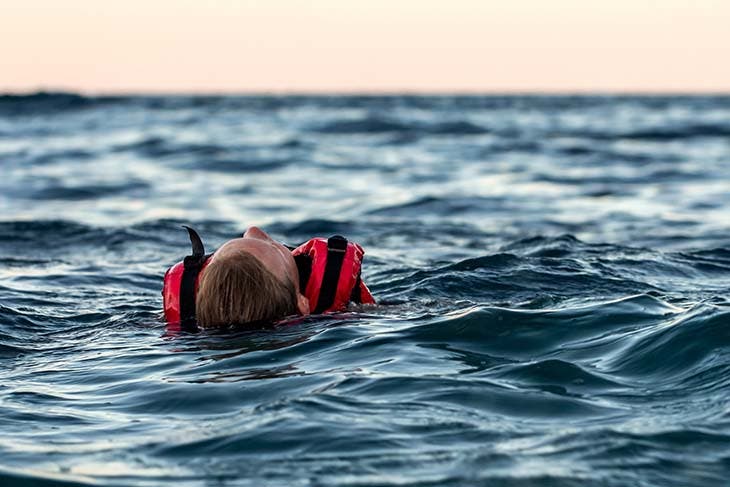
[163,226,375,331]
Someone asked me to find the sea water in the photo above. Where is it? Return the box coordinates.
[1,93,729,486]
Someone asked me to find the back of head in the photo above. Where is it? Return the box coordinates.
[195,251,298,328]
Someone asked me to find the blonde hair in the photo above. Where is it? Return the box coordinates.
[195,251,298,328]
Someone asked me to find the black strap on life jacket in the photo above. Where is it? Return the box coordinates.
[179,226,207,332]
[313,235,348,314]
[294,253,312,292]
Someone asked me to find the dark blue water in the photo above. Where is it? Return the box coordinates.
[2,93,730,486]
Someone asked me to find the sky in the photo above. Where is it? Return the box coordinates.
[2,0,729,93]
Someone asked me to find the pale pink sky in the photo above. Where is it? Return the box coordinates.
[2,0,729,93]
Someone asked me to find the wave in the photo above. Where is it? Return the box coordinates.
[26,180,149,201]
[533,167,706,187]
[371,295,730,398]
[549,123,730,142]
[367,195,507,217]
[112,137,224,158]
[613,124,730,141]
[268,218,354,237]
[0,467,92,487]
[0,91,126,116]
[313,118,410,134]
[312,117,489,136]
[110,137,304,173]
[192,157,294,173]
[601,305,730,382]
[378,234,730,311]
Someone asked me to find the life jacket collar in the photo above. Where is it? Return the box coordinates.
[183,225,205,258]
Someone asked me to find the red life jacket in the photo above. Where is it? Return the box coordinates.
[162,227,374,330]
[292,235,375,314]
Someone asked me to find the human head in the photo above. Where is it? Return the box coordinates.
[195,227,310,328]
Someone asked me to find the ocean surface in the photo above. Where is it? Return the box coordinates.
[1,93,729,486]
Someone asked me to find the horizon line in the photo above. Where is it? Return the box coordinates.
[4,87,730,97]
